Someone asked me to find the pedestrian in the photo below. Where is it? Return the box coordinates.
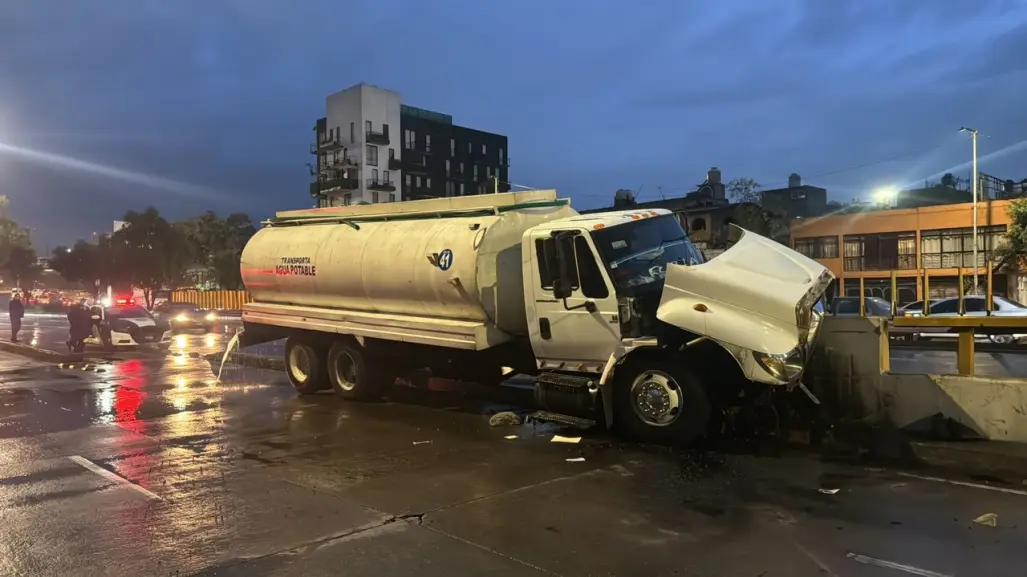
[8,291,24,343]
[71,299,92,353]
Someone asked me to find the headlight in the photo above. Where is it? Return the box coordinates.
[175,313,189,322]
[753,348,805,382]
[205,312,216,321]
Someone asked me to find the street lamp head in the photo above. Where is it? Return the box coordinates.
[959,126,977,134]
[873,187,897,204]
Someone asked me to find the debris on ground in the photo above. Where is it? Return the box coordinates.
[973,513,997,527]
[566,457,586,462]
[551,435,581,444]
[503,435,518,440]
[489,411,523,427]
[818,488,841,495]
[412,440,432,446]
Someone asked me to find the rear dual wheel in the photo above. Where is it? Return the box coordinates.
[285,338,329,395]
[284,337,392,400]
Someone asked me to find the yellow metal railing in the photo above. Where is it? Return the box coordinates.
[170,290,252,311]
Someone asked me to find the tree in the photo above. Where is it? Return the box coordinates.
[178,211,256,290]
[112,207,191,308]
[997,198,1027,270]
[50,238,123,294]
[724,177,789,243]
[726,177,762,204]
[3,245,39,288]
[0,216,30,271]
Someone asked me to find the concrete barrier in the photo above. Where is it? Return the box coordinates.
[171,290,252,311]
[812,316,1027,442]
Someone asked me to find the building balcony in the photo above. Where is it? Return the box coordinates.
[367,178,397,192]
[310,178,360,196]
[405,159,430,174]
[310,157,358,175]
[311,136,345,154]
[366,129,390,146]
[388,157,402,170]
[843,255,917,272]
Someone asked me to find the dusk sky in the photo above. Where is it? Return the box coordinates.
[2,1,1026,250]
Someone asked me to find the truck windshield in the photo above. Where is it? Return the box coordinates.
[591,215,703,292]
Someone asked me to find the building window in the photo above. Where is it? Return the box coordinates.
[388,193,395,202]
[499,148,505,165]
[365,120,372,133]
[383,170,390,184]
[350,123,354,142]
[459,182,465,195]
[446,181,454,197]
[415,176,422,187]
[445,159,451,175]
[450,138,455,157]
[372,191,379,203]
[382,123,389,137]
[486,166,492,178]
[843,232,916,271]
[404,130,415,149]
[366,145,378,166]
[425,134,431,152]
[405,174,412,186]
[793,236,838,259]
[371,168,379,182]
[921,225,1007,268]
[389,148,395,161]
[458,162,464,174]
[343,193,352,206]
[473,165,478,180]
[481,144,487,155]
[467,142,472,154]
[426,177,431,189]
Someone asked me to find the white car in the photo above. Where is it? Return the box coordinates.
[903,296,1027,344]
[84,305,174,349]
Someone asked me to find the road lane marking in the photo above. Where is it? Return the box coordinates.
[897,471,1027,496]
[847,552,952,577]
[67,455,162,501]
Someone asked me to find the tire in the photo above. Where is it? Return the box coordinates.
[285,338,329,395]
[989,334,1015,345]
[326,340,391,401]
[612,356,711,445]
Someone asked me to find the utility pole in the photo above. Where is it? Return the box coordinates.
[960,127,979,294]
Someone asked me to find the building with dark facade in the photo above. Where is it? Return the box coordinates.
[760,173,829,219]
[309,83,509,207]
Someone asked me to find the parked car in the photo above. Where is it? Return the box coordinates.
[901,296,1027,344]
[828,296,892,317]
[84,305,173,349]
[153,301,216,332]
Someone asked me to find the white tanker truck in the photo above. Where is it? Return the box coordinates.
[238,190,833,444]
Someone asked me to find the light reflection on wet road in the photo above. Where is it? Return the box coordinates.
[0,336,1026,575]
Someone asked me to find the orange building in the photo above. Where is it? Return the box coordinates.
[789,199,1025,304]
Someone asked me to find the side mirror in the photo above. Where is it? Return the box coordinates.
[552,278,571,300]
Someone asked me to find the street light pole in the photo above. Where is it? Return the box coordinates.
[960,127,979,294]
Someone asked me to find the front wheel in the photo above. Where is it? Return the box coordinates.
[284,338,329,395]
[612,357,711,445]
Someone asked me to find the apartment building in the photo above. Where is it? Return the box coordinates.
[309,83,508,207]
[790,199,1025,304]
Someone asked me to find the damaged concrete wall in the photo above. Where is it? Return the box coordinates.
[811,317,1027,442]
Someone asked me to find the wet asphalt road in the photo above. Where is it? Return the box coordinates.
[5,313,1027,378]
[1,338,1027,575]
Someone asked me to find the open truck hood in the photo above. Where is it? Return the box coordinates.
[656,227,834,356]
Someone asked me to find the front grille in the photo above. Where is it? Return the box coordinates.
[129,326,163,342]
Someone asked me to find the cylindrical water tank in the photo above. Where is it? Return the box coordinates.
[241,202,578,337]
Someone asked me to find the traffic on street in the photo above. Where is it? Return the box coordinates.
[0,331,1025,576]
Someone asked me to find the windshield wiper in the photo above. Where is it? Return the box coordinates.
[642,237,687,267]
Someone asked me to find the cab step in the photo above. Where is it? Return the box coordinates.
[528,411,597,430]
[533,371,600,420]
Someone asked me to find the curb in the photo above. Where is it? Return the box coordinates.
[0,340,77,363]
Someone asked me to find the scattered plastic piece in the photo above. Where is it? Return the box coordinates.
[551,435,582,444]
[973,513,997,527]
[504,435,518,440]
[566,457,586,462]
[819,488,840,495]
[489,411,523,427]
[412,440,432,445]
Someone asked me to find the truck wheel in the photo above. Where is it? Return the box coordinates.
[327,340,389,401]
[613,357,711,445]
[285,338,328,395]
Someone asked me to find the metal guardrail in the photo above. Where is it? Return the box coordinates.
[844,261,1025,376]
[171,290,251,311]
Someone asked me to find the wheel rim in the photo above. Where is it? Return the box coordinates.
[990,334,1014,344]
[629,370,683,427]
[333,351,359,391]
[288,346,311,383]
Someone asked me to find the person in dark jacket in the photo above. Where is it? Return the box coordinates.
[66,299,91,353]
[9,292,25,343]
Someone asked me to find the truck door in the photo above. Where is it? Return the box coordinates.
[527,230,621,367]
